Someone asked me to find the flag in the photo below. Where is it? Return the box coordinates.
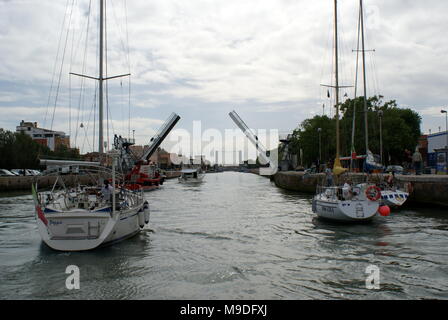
[350,144,357,160]
[32,184,48,226]
[36,205,48,226]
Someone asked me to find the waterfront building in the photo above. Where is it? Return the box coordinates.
[16,120,70,151]
[129,145,181,169]
[427,131,448,170]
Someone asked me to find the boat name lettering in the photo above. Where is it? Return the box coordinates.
[320,206,335,213]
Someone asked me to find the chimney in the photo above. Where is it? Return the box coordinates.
[34,122,37,128]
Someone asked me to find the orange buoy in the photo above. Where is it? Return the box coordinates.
[378,205,391,217]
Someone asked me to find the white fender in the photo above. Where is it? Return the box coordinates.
[138,209,145,228]
[143,201,150,224]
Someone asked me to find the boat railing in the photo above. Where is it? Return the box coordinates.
[315,184,366,201]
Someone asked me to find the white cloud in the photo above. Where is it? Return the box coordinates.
[1,0,447,147]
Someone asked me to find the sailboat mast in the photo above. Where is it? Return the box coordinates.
[360,0,369,153]
[334,0,340,160]
[350,5,362,170]
[99,0,104,154]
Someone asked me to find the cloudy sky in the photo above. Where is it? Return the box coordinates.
[0,0,447,158]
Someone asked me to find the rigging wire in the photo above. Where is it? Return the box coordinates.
[110,0,131,68]
[350,3,362,170]
[105,0,110,152]
[68,0,79,146]
[50,0,76,131]
[370,51,381,98]
[124,0,132,141]
[319,4,334,117]
[74,0,92,149]
[81,83,97,153]
[338,7,353,105]
[44,0,71,129]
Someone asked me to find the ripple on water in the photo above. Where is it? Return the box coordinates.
[1,172,448,299]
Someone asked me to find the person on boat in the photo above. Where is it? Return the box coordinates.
[412,148,423,175]
[342,179,353,200]
[325,165,333,187]
[101,179,114,203]
[403,148,412,172]
[387,171,395,188]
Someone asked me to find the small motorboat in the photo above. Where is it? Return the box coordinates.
[178,168,205,183]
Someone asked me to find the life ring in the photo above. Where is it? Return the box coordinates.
[366,185,381,201]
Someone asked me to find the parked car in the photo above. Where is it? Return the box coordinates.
[0,169,17,176]
[47,165,79,175]
[29,169,42,176]
[11,169,35,176]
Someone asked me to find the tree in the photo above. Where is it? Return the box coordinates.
[289,115,335,167]
[0,129,79,170]
[288,96,422,168]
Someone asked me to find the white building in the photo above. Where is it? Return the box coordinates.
[428,131,448,152]
[16,120,70,151]
[427,131,448,168]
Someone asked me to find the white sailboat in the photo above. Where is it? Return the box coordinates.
[33,0,149,251]
[312,0,381,222]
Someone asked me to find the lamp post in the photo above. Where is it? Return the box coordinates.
[442,109,447,174]
[318,128,322,170]
[378,110,383,165]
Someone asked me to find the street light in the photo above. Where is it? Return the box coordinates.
[318,128,322,170]
[378,110,383,165]
[442,110,448,174]
[442,110,448,147]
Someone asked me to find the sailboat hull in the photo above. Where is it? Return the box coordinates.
[380,190,409,208]
[312,185,380,222]
[313,198,378,222]
[36,205,145,251]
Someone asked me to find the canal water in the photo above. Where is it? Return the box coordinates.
[0,172,447,299]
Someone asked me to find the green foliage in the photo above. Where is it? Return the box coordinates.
[53,144,81,160]
[289,116,335,167]
[0,129,80,170]
[287,96,422,167]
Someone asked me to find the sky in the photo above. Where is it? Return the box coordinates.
[0,0,447,160]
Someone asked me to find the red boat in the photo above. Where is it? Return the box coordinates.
[114,113,180,192]
[125,160,164,192]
